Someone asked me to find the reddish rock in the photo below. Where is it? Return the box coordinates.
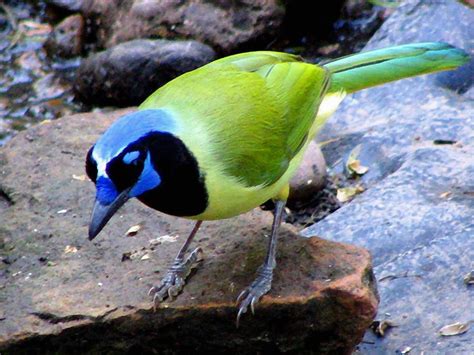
[44,14,84,58]
[78,0,285,53]
[0,110,378,353]
[288,140,327,209]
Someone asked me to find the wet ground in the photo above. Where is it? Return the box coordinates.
[0,0,388,146]
[0,1,84,146]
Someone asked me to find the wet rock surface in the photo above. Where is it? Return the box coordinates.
[73,39,216,107]
[77,0,285,54]
[304,0,473,352]
[0,1,82,146]
[0,110,378,353]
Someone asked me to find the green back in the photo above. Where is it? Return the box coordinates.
[141,52,330,187]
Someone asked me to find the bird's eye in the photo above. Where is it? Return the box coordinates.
[85,146,98,183]
[107,149,144,191]
[123,151,140,165]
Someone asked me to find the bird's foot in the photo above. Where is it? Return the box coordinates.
[149,247,203,309]
[236,264,274,327]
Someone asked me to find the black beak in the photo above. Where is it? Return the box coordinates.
[88,188,131,240]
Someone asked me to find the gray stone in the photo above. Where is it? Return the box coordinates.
[0,110,378,353]
[73,39,216,106]
[303,0,474,353]
[45,0,83,13]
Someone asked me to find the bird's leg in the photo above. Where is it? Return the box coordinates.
[149,220,203,307]
[236,199,286,326]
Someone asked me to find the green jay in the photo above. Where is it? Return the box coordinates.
[85,42,468,323]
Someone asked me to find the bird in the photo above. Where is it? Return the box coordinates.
[85,42,468,324]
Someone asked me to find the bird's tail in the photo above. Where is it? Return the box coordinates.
[324,42,469,94]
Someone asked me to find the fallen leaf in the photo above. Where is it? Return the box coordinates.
[125,225,141,237]
[463,271,474,285]
[439,191,452,199]
[336,185,364,202]
[347,160,369,175]
[141,254,150,261]
[371,320,397,337]
[72,174,87,181]
[439,322,470,336]
[346,144,369,176]
[64,245,78,254]
[149,235,179,245]
[400,346,412,354]
[121,252,131,262]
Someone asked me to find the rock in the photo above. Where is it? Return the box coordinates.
[303,0,473,353]
[73,39,216,106]
[78,0,284,54]
[44,14,85,58]
[33,73,68,101]
[14,51,43,73]
[288,140,327,209]
[45,0,84,13]
[0,110,378,353]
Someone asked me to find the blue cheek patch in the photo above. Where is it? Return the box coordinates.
[95,177,119,205]
[130,153,161,197]
[123,151,140,164]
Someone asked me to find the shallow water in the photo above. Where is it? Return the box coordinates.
[0,1,83,145]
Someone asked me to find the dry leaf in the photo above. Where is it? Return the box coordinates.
[336,185,364,202]
[125,225,141,237]
[371,320,397,337]
[128,250,145,260]
[346,144,369,176]
[439,191,452,199]
[64,245,78,254]
[347,160,369,175]
[149,235,179,245]
[72,174,87,181]
[121,252,131,262]
[463,271,474,285]
[439,322,469,336]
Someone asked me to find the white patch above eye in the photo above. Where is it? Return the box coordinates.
[123,151,140,164]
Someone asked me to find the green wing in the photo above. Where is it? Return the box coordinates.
[141,51,330,187]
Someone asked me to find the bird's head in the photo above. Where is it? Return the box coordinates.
[85,109,178,240]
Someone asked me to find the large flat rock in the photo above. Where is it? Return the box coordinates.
[0,110,378,353]
[304,0,473,352]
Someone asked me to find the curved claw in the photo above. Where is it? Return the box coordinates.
[149,247,203,310]
[250,297,257,315]
[236,305,247,328]
[148,286,157,296]
[236,289,248,304]
[235,264,274,326]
